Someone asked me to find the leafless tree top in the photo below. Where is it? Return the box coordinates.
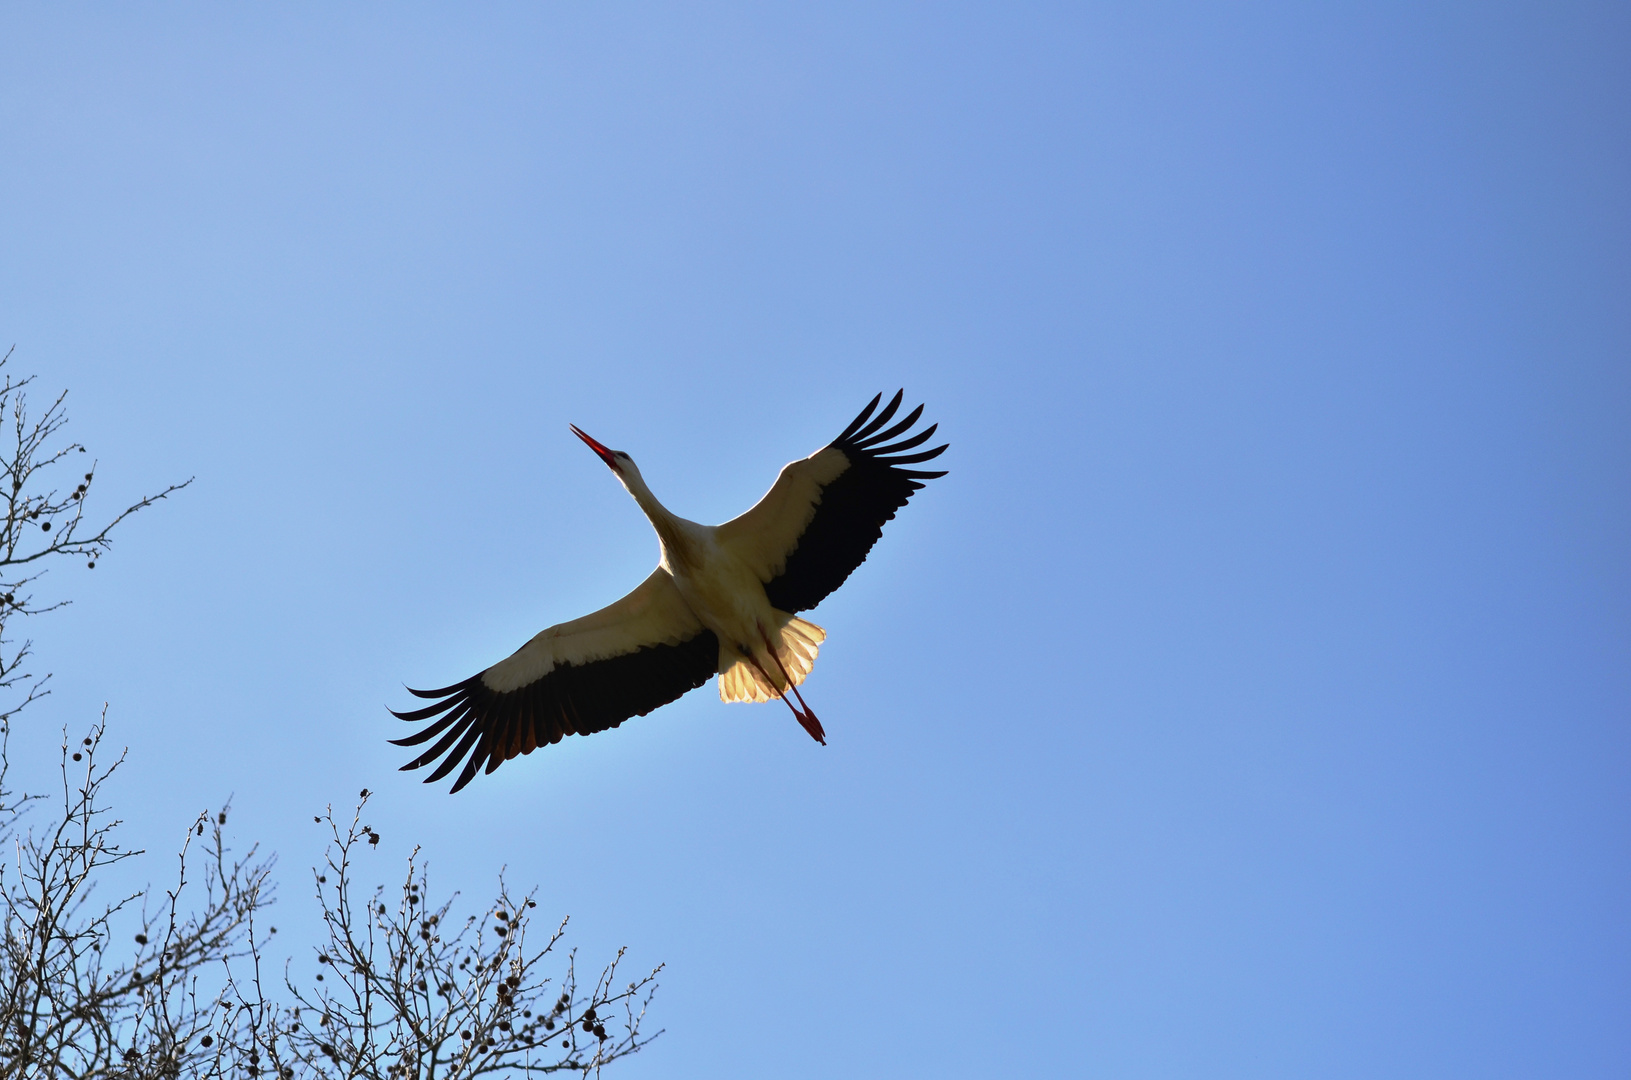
[0,345,192,733]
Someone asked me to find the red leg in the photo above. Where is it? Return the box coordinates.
[743,647,826,745]
[760,627,824,738]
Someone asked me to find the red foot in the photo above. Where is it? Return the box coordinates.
[796,709,827,745]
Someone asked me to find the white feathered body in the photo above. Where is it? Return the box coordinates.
[643,488,827,706]
[478,455,834,705]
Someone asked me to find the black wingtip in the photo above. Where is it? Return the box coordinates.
[422,722,483,784]
[882,443,948,465]
[389,698,463,723]
[835,392,885,444]
[389,706,471,747]
[850,390,905,443]
[449,756,482,793]
[855,403,924,449]
[405,679,472,700]
[867,423,938,457]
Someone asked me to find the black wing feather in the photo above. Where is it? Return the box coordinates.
[392,706,468,747]
[834,392,884,443]
[763,391,948,614]
[858,403,924,447]
[391,630,719,793]
[849,390,905,442]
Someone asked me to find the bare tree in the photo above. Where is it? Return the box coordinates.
[0,718,272,1078]
[0,347,240,1078]
[214,799,662,1079]
[0,344,191,734]
[0,351,663,1078]
[1,727,661,1079]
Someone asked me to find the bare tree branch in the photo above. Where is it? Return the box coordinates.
[0,716,275,1080]
[0,346,193,732]
[227,798,662,1079]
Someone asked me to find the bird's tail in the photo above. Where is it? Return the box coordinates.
[717,614,825,704]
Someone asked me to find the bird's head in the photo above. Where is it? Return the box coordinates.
[570,425,642,486]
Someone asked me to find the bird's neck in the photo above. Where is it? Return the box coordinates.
[624,473,701,572]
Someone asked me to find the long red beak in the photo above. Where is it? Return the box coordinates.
[570,425,621,472]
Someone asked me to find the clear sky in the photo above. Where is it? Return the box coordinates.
[2,4,1627,1077]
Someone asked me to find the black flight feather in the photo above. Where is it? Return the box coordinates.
[391,630,719,793]
[763,391,949,614]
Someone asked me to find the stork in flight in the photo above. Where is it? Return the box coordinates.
[390,391,948,792]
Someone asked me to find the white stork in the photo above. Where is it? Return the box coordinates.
[391,391,948,792]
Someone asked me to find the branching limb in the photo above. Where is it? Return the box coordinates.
[0,347,192,740]
[241,797,662,1079]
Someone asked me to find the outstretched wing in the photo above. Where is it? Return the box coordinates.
[390,569,719,793]
[716,391,948,613]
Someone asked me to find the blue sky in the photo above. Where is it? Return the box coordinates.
[2,3,1627,1076]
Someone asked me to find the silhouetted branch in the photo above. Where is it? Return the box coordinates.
[0,717,275,1079]
[214,796,662,1079]
[0,346,193,732]
[0,727,663,1079]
